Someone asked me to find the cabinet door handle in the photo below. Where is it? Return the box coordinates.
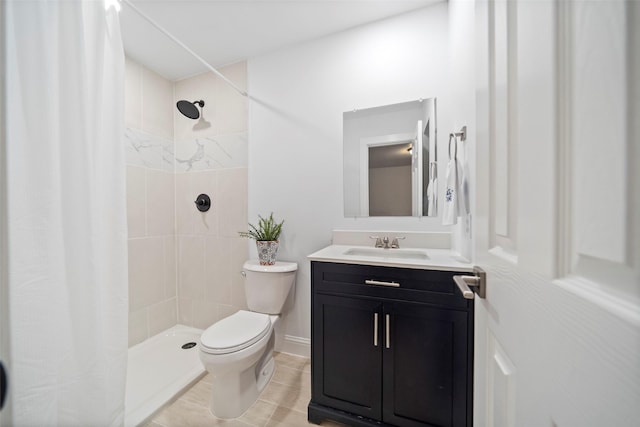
[385,314,390,349]
[373,313,379,347]
[365,279,400,288]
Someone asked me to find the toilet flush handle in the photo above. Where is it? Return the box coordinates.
[241,271,246,277]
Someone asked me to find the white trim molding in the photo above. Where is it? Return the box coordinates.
[279,335,311,358]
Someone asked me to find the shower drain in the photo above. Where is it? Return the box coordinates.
[181,342,197,349]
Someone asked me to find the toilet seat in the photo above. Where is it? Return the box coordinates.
[200,310,271,355]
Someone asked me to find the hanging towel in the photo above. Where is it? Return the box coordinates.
[426,162,438,216]
[458,148,470,217]
[443,134,459,225]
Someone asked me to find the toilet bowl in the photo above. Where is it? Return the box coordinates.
[199,311,278,418]
[198,260,297,419]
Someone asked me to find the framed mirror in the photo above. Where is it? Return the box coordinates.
[343,98,437,217]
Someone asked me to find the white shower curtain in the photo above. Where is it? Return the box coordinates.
[5,1,128,425]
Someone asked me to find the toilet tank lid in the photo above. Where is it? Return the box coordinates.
[243,260,298,273]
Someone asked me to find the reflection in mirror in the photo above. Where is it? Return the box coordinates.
[343,98,437,217]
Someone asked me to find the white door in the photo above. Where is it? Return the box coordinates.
[0,1,10,423]
[472,0,639,426]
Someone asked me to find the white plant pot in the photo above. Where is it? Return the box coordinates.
[256,240,279,265]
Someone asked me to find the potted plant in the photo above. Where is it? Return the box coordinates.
[239,212,285,265]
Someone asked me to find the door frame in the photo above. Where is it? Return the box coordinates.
[359,132,415,216]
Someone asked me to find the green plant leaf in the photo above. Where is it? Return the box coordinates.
[238,212,284,241]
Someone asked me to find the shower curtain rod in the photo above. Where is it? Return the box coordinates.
[121,0,249,97]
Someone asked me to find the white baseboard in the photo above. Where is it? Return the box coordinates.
[278,334,311,358]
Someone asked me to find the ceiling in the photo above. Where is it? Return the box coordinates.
[119,0,441,81]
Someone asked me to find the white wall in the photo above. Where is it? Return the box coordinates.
[448,1,476,260]
[248,3,451,351]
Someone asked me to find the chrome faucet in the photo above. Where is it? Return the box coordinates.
[369,236,384,248]
[391,237,406,249]
[370,235,405,248]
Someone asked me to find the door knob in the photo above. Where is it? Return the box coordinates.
[453,266,486,299]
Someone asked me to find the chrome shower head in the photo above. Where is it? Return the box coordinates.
[176,100,205,119]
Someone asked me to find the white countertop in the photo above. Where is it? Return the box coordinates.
[307,244,474,272]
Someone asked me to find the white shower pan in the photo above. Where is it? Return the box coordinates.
[124,325,205,427]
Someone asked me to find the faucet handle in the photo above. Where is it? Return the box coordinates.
[391,236,406,249]
[369,235,384,248]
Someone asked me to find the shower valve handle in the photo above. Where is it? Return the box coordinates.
[194,194,211,212]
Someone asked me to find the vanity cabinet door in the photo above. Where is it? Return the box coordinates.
[309,261,474,427]
[382,302,471,427]
[312,293,383,420]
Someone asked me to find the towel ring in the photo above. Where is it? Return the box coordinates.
[448,133,458,160]
[454,126,467,141]
[448,126,467,160]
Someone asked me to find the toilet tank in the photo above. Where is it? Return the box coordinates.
[243,260,298,315]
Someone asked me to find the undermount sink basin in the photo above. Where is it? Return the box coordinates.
[343,247,429,261]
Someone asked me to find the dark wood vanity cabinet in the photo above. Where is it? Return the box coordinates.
[308,261,474,427]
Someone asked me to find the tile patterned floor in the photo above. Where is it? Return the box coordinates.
[146,352,345,427]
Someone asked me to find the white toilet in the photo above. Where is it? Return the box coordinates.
[198,260,297,419]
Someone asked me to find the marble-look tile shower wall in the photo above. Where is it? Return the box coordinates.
[173,62,249,331]
[124,57,249,347]
[125,58,177,347]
